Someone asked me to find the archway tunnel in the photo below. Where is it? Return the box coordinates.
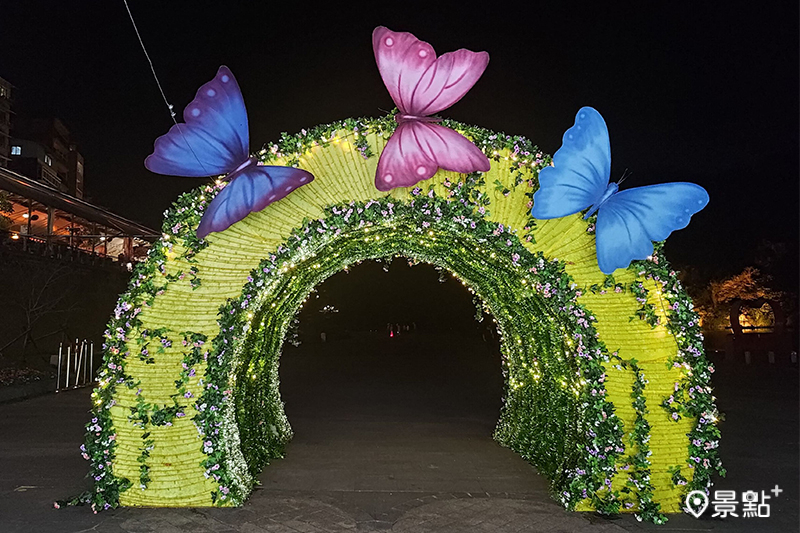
[88,120,718,519]
[231,219,587,496]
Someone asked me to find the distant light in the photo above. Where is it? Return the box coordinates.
[126,262,133,271]
[22,213,29,219]
[390,331,394,338]
[99,236,106,241]
[11,233,19,240]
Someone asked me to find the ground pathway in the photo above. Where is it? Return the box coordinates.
[0,332,796,532]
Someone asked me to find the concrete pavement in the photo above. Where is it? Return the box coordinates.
[0,332,796,532]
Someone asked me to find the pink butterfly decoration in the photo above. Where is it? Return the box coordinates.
[372,26,491,192]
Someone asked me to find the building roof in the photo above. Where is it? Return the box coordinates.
[0,166,158,240]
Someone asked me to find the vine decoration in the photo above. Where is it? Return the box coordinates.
[628,244,725,501]
[588,274,627,296]
[58,183,221,511]
[610,355,667,524]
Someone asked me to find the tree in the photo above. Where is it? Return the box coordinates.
[0,191,12,231]
[0,256,78,367]
[697,267,781,331]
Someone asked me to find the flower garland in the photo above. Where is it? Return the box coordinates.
[628,279,661,328]
[628,245,725,501]
[61,184,221,511]
[610,356,667,524]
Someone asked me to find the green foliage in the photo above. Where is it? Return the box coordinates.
[629,280,660,328]
[0,191,12,231]
[611,357,666,524]
[67,181,225,511]
[588,275,627,296]
[629,244,725,499]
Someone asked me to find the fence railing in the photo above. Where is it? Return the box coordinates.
[55,339,95,391]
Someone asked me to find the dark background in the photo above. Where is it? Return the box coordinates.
[1,1,797,282]
[295,260,490,337]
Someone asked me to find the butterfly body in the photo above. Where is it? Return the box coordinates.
[584,182,619,219]
[532,107,708,274]
[372,27,491,191]
[145,66,313,239]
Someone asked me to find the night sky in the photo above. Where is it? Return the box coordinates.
[1,1,797,280]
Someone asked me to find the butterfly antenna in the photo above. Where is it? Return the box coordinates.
[617,168,632,185]
[123,0,209,176]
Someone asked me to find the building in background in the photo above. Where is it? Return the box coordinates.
[1,74,155,265]
[9,117,84,198]
[0,75,155,368]
[0,166,156,266]
[0,77,12,168]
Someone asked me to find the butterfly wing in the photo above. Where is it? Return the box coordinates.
[375,121,491,191]
[372,26,489,116]
[197,165,314,239]
[595,183,709,274]
[532,107,611,219]
[145,66,249,177]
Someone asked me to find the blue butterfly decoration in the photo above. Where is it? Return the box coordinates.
[145,66,314,239]
[532,107,709,275]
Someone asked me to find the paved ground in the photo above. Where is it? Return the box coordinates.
[0,332,796,532]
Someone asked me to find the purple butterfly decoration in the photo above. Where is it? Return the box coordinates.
[145,66,314,239]
[372,27,491,191]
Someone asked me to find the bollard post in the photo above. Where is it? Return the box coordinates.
[65,344,71,389]
[75,343,83,388]
[89,342,94,382]
[744,351,751,365]
[82,341,88,385]
[56,343,63,392]
[768,351,775,364]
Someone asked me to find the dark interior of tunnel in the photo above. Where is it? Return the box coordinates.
[269,259,519,493]
[292,259,498,341]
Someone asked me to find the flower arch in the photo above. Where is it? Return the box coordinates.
[79,117,722,523]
